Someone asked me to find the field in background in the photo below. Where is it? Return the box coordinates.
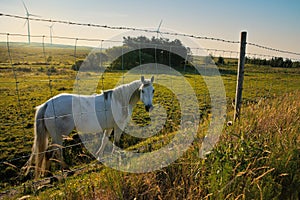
[0,43,300,199]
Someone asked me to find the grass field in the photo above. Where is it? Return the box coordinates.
[0,43,300,199]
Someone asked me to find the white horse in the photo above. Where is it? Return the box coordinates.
[24,76,155,178]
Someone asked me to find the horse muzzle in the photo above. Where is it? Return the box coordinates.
[145,105,154,112]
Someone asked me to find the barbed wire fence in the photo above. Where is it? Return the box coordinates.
[1,12,300,196]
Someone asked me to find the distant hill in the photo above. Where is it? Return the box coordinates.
[0,42,92,64]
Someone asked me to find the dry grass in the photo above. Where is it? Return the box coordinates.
[2,87,299,200]
[32,91,299,200]
[89,91,300,200]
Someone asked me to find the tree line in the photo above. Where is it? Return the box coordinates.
[245,57,300,68]
[215,56,300,68]
[72,36,300,71]
[72,36,192,71]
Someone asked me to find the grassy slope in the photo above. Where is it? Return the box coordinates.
[28,91,300,200]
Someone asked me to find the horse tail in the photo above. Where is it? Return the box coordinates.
[30,103,49,178]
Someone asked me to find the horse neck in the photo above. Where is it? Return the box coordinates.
[127,80,141,107]
[129,87,140,107]
[114,80,141,107]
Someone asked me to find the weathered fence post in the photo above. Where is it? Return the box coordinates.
[234,31,247,121]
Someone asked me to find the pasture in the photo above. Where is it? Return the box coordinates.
[0,43,300,199]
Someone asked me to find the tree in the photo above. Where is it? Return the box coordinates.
[107,36,190,70]
[71,52,108,71]
[217,56,225,65]
[71,60,84,71]
[283,58,293,68]
[292,61,300,68]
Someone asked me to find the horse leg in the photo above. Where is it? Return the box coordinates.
[96,129,113,159]
[113,126,122,147]
[43,146,56,177]
[111,126,123,154]
[47,120,74,173]
[54,144,69,171]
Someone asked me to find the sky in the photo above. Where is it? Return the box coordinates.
[0,0,300,59]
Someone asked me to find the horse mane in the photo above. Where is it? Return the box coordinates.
[111,80,141,106]
[111,79,152,106]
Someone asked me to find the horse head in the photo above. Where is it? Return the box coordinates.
[139,76,155,112]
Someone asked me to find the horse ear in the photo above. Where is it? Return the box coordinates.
[141,76,145,83]
[151,76,154,83]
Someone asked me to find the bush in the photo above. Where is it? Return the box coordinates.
[47,66,57,74]
[71,60,84,71]
[217,56,225,65]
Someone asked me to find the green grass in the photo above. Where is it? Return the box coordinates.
[25,91,299,200]
[0,43,300,199]
[0,42,91,64]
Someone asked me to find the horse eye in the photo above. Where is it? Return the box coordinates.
[152,89,155,94]
[142,90,144,93]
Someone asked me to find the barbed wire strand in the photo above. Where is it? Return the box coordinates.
[247,42,300,56]
[0,32,122,44]
[1,32,300,61]
[1,13,300,58]
[0,13,239,44]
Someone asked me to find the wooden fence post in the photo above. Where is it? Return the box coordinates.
[234,31,247,121]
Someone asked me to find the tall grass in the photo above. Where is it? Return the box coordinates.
[30,91,299,200]
[119,92,299,199]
